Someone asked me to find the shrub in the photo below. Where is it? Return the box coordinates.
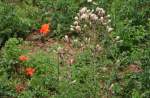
[1,38,23,69]
[0,38,58,98]
[0,1,40,46]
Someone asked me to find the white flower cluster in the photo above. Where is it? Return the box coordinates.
[87,0,93,3]
[70,7,113,33]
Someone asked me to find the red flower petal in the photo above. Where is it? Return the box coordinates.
[25,67,35,77]
[39,24,50,35]
[19,55,28,61]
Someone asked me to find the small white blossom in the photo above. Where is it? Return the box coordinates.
[101,67,107,71]
[90,14,98,21]
[96,7,103,12]
[73,39,78,42]
[79,7,87,14]
[85,37,88,41]
[87,0,92,3]
[65,35,69,39]
[80,13,89,20]
[80,43,84,47]
[102,22,107,25]
[116,59,120,63]
[92,2,97,5]
[96,44,102,52]
[77,13,80,16]
[84,24,87,28]
[70,27,74,31]
[53,50,57,53]
[69,58,74,65]
[94,16,98,20]
[108,19,111,23]
[70,25,74,28]
[88,38,91,41]
[107,27,113,32]
[91,9,94,13]
[100,17,104,22]
[73,21,78,25]
[89,22,92,25]
[70,80,76,84]
[115,36,120,40]
[101,9,105,14]
[100,17,104,20]
[109,84,114,92]
[75,26,81,32]
[107,15,111,18]
[87,9,91,13]
[74,16,78,20]
[118,40,123,43]
[64,35,69,42]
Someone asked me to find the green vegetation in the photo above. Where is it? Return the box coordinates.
[0,0,149,98]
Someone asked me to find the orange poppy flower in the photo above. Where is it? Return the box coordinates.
[39,24,49,35]
[25,67,35,77]
[19,55,28,61]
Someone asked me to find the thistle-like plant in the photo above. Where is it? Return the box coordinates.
[70,6,113,45]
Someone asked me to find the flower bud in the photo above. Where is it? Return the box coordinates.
[73,21,78,25]
[108,27,113,32]
[75,26,81,32]
[74,16,78,20]
[70,27,74,31]
[115,36,120,40]
[107,26,113,32]
[80,14,89,20]
[90,14,98,21]
[79,7,87,14]
[87,0,92,3]
[107,15,111,18]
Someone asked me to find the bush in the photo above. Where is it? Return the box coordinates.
[0,38,58,98]
[0,1,41,46]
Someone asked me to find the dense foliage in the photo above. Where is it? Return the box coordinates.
[0,0,149,98]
